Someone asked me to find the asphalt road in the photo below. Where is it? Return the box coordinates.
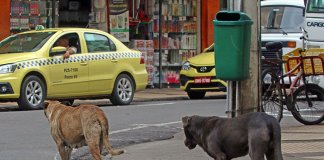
[0,99,227,160]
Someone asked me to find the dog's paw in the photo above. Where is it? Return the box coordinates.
[111,149,125,155]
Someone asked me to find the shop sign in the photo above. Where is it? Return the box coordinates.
[109,0,129,42]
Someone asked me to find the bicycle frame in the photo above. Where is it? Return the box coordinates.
[279,52,318,111]
[262,39,324,124]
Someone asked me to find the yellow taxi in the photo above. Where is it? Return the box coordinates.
[180,44,227,99]
[0,27,148,110]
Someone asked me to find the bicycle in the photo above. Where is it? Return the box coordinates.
[261,41,324,125]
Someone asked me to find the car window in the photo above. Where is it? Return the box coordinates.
[261,5,304,33]
[307,0,324,12]
[52,33,81,54]
[84,33,116,52]
[0,32,55,54]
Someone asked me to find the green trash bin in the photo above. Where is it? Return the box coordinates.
[213,11,253,80]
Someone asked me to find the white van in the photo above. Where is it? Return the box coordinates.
[305,0,324,48]
[304,0,324,88]
[261,0,305,54]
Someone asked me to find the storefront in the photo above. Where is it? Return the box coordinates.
[127,0,219,87]
[0,0,220,88]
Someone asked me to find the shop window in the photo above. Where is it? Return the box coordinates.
[129,0,198,87]
[85,33,116,52]
[10,0,52,34]
[58,0,91,28]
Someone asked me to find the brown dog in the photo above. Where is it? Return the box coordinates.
[44,101,124,160]
[182,112,283,160]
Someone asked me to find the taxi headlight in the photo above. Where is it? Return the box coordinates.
[182,61,190,70]
[0,64,17,74]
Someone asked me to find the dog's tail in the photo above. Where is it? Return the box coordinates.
[271,121,283,160]
[98,113,124,156]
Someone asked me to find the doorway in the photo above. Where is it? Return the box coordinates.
[58,0,91,27]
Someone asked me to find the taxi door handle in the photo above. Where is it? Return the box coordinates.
[111,58,118,63]
[80,60,87,66]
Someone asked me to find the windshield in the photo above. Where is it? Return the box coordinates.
[261,6,304,33]
[307,0,324,12]
[0,32,55,54]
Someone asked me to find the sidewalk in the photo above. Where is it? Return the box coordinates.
[122,88,324,160]
[133,88,227,102]
[112,129,324,160]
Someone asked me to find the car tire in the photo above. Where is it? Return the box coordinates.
[187,91,206,99]
[18,75,46,110]
[110,74,134,105]
[59,99,74,106]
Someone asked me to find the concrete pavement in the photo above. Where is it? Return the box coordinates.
[124,88,324,160]
[112,132,322,160]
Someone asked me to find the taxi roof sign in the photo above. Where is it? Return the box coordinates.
[35,25,45,31]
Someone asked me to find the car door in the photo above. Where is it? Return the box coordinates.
[48,32,89,96]
[84,32,117,94]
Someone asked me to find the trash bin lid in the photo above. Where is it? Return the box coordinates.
[214,11,253,26]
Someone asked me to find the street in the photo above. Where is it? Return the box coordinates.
[0,98,322,160]
[0,99,227,160]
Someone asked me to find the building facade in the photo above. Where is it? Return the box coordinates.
[0,0,220,87]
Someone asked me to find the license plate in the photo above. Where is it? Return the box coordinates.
[194,77,211,84]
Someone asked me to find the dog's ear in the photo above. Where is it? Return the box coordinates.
[182,116,191,127]
[43,102,49,110]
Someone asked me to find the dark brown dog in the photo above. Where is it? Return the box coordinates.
[44,101,124,160]
[182,112,283,160]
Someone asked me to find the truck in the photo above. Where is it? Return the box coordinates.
[305,0,324,48]
[261,0,305,54]
[304,0,324,88]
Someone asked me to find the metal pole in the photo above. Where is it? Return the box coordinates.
[158,0,162,88]
[226,0,241,117]
[52,0,56,28]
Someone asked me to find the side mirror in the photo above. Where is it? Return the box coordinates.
[50,46,66,56]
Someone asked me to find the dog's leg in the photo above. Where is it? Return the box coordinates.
[249,141,267,160]
[85,123,103,160]
[88,143,102,160]
[248,129,268,160]
[206,143,227,160]
[57,143,72,160]
[265,148,275,160]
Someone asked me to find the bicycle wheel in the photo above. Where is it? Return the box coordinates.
[292,84,324,125]
[261,69,283,122]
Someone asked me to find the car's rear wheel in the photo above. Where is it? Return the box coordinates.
[187,91,206,99]
[110,74,134,105]
[18,75,46,110]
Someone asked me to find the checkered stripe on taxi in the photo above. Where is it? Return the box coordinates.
[16,52,140,70]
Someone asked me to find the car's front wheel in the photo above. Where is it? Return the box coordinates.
[187,91,206,99]
[110,74,134,105]
[18,75,46,110]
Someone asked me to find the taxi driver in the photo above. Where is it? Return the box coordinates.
[55,37,77,59]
